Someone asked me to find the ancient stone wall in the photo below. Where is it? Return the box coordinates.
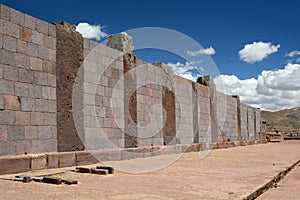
[196,83,211,143]
[82,39,125,150]
[0,4,262,156]
[136,62,164,146]
[216,91,238,141]
[0,4,57,156]
[174,76,194,144]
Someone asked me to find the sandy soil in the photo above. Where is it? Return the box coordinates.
[258,162,300,200]
[0,140,299,200]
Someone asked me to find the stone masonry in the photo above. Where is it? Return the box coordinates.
[0,4,262,156]
[0,4,57,156]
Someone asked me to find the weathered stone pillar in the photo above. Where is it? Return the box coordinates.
[233,95,242,141]
[254,108,257,139]
[107,34,138,148]
[203,76,218,142]
[192,82,199,143]
[153,63,176,145]
[55,22,84,151]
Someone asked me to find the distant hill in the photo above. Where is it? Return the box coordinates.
[261,107,300,133]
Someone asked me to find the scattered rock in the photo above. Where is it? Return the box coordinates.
[91,168,108,175]
[42,176,62,185]
[96,166,114,174]
[62,178,78,185]
[75,167,91,173]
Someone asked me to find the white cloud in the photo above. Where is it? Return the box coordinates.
[238,41,280,63]
[286,50,300,57]
[215,63,300,111]
[167,61,198,81]
[76,22,107,40]
[187,46,216,56]
[120,32,128,36]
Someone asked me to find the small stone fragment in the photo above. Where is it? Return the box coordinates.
[96,166,114,174]
[32,177,43,182]
[42,176,62,184]
[62,178,78,185]
[15,174,32,183]
[75,166,91,173]
[91,168,108,175]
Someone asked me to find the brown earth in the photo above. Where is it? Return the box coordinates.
[0,140,300,200]
[258,162,300,200]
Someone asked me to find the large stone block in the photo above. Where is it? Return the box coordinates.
[15,82,29,97]
[0,155,31,175]
[30,57,42,71]
[46,153,59,169]
[161,145,176,155]
[121,148,143,160]
[48,100,56,113]
[35,19,48,35]
[143,146,161,157]
[0,125,7,141]
[15,53,29,68]
[34,71,48,86]
[44,35,56,50]
[36,126,52,139]
[0,4,10,21]
[16,139,31,154]
[0,140,15,156]
[59,152,76,168]
[0,33,2,48]
[30,154,47,170]
[38,45,49,60]
[0,19,6,34]
[15,111,30,125]
[21,97,35,111]
[9,7,25,26]
[31,30,43,45]
[3,35,16,52]
[43,113,56,126]
[4,95,20,110]
[75,151,99,166]
[20,27,32,42]
[35,99,48,112]
[0,49,15,66]
[0,110,15,125]
[48,24,56,38]
[28,85,41,99]
[24,14,35,29]
[19,68,34,83]
[2,64,18,81]
[93,150,109,162]
[0,95,3,109]
[107,149,121,161]
[27,42,38,57]
[7,125,25,140]
[6,21,19,38]
[30,112,43,125]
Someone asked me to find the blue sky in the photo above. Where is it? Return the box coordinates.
[1,0,300,111]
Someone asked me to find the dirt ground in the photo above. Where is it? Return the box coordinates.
[258,162,300,200]
[0,140,300,200]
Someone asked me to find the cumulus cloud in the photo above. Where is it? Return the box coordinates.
[215,63,300,111]
[76,22,107,40]
[286,50,300,57]
[187,46,216,56]
[167,61,199,81]
[286,50,300,63]
[238,41,280,63]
